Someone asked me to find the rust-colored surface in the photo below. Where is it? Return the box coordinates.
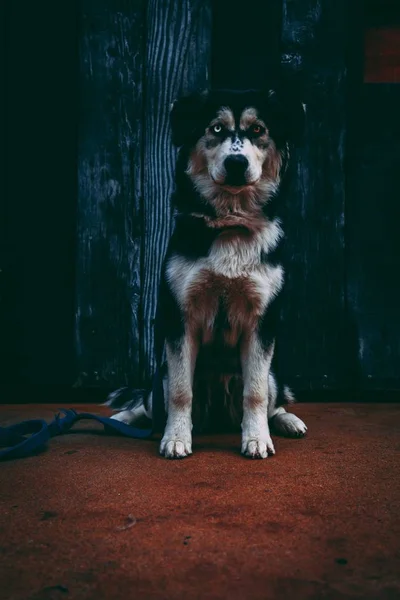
[0,403,400,600]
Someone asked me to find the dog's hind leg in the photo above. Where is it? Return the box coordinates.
[270,408,308,437]
[267,375,307,437]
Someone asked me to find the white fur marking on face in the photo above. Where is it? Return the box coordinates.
[207,136,265,187]
[187,122,281,211]
[239,107,259,130]
[230,135,244,153]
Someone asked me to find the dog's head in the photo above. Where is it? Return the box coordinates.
[171,88,305,208]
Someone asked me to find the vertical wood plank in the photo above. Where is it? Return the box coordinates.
[346,84,400,391]
[76,0,144,388]
[345,1,400,392]
[141,0,212,384]
[279,0,348,390]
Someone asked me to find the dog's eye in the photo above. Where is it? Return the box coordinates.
[212,124,223,134]
[252,125,262,135]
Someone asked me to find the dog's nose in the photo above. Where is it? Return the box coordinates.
[223,154,249,185]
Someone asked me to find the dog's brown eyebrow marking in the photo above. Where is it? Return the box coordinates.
[211,107,235,130]
[240,107,260,130]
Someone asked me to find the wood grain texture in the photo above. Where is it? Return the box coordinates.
[141,0,211,385]
[279,0,348,390]
[346,85,400,390]
[76,0,144,388]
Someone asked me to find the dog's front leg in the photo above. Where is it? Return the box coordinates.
[159,334,197,459]
[240,333,275,459]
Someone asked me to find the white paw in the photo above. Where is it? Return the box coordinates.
[272,413,307,437]
[241,437,275,459]
[159,435,192,459]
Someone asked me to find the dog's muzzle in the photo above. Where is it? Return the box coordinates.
[223,154,249,186]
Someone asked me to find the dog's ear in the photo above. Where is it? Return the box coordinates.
[170,90,209,147]
[263,86,306,147]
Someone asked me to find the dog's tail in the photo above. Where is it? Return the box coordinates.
[103,387,152,426]
[282,384,296,404]
[103,363,168,430]
[104,387,151,412]
[269,371,296,410]
[270,341,296,406]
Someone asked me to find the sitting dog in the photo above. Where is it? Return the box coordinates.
[107,88,308,458]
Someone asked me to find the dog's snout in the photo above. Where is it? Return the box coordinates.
[224,154,248,174]
[223,154,249,185]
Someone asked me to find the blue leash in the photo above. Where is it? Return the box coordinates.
[0,409,153,460]
[0,269,169,461]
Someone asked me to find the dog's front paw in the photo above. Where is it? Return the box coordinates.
[241,437,275,459]
[159,435,192,459]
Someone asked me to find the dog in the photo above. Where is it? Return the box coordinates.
[107,87,308,458]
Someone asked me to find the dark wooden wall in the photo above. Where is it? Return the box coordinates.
[279,0,348,391]
[345,0,400,392]
[141,0,212,386]
[3,0,400,399]
[347,85,400,390]
[76,0,145,389]
[4,1,78,395]
[75,0,212,391]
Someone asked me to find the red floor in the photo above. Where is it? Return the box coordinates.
[0,403,400,600]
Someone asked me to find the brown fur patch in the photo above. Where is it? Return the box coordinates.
[244,395,265,409]
[239,108,259,129]
[186,272,263,346]
[262,143,282,182]
[239,109,269,148]
[188,145,208,175]
[170,391,193,409]
[210,191,264,217]
[202,212,266,235]
[254,132,270,150]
